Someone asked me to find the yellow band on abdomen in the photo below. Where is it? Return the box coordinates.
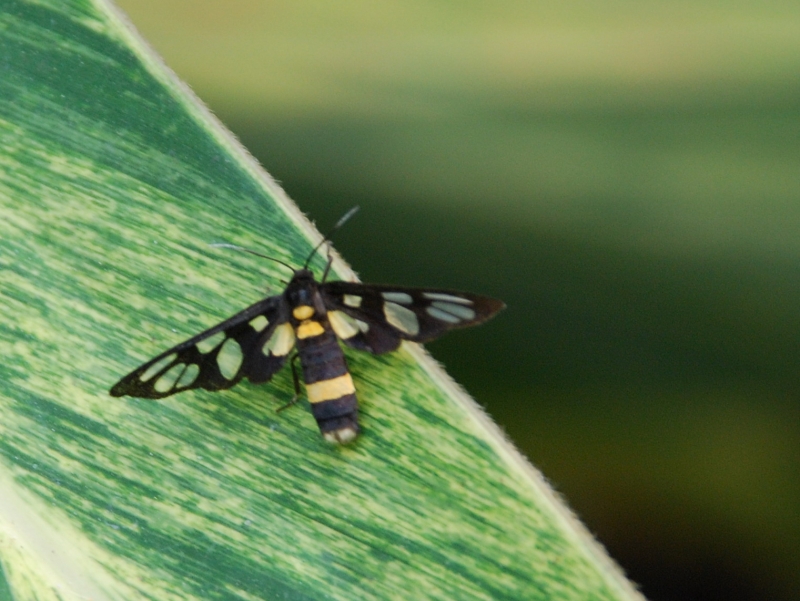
[297,320,325,339]
[306,373,355,403]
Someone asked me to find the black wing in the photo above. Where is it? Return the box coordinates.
[110,295,294,399]
[321,281,505,355]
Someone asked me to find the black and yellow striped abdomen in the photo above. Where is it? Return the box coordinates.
[294,313,359,444]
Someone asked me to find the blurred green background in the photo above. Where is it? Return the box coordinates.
[114,1,800,599]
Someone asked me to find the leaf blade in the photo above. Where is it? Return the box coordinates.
[0,1,641,600]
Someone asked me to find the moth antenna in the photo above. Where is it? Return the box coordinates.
[210,243,295,273]
[303,205,359,269]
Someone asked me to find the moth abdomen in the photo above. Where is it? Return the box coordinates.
[296,323,360,444]
[310,393,359,444]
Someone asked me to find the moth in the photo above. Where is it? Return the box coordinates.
[111,209,505,444]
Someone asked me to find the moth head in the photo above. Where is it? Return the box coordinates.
[286,269,316,306]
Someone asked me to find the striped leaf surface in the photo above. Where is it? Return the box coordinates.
[0,1,643,599]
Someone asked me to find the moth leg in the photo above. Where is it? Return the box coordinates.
[276,353,302,412]
[320,244,334,283]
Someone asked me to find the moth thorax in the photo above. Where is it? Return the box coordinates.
[292,305,315,321]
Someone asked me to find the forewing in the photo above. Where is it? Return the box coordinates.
[110,296,293,399]
[321,281,505,354]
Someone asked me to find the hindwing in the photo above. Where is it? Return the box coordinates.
[110,296,294,399]
[321,282,505,355]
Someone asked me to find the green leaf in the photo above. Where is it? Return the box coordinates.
[0,1,642,599]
